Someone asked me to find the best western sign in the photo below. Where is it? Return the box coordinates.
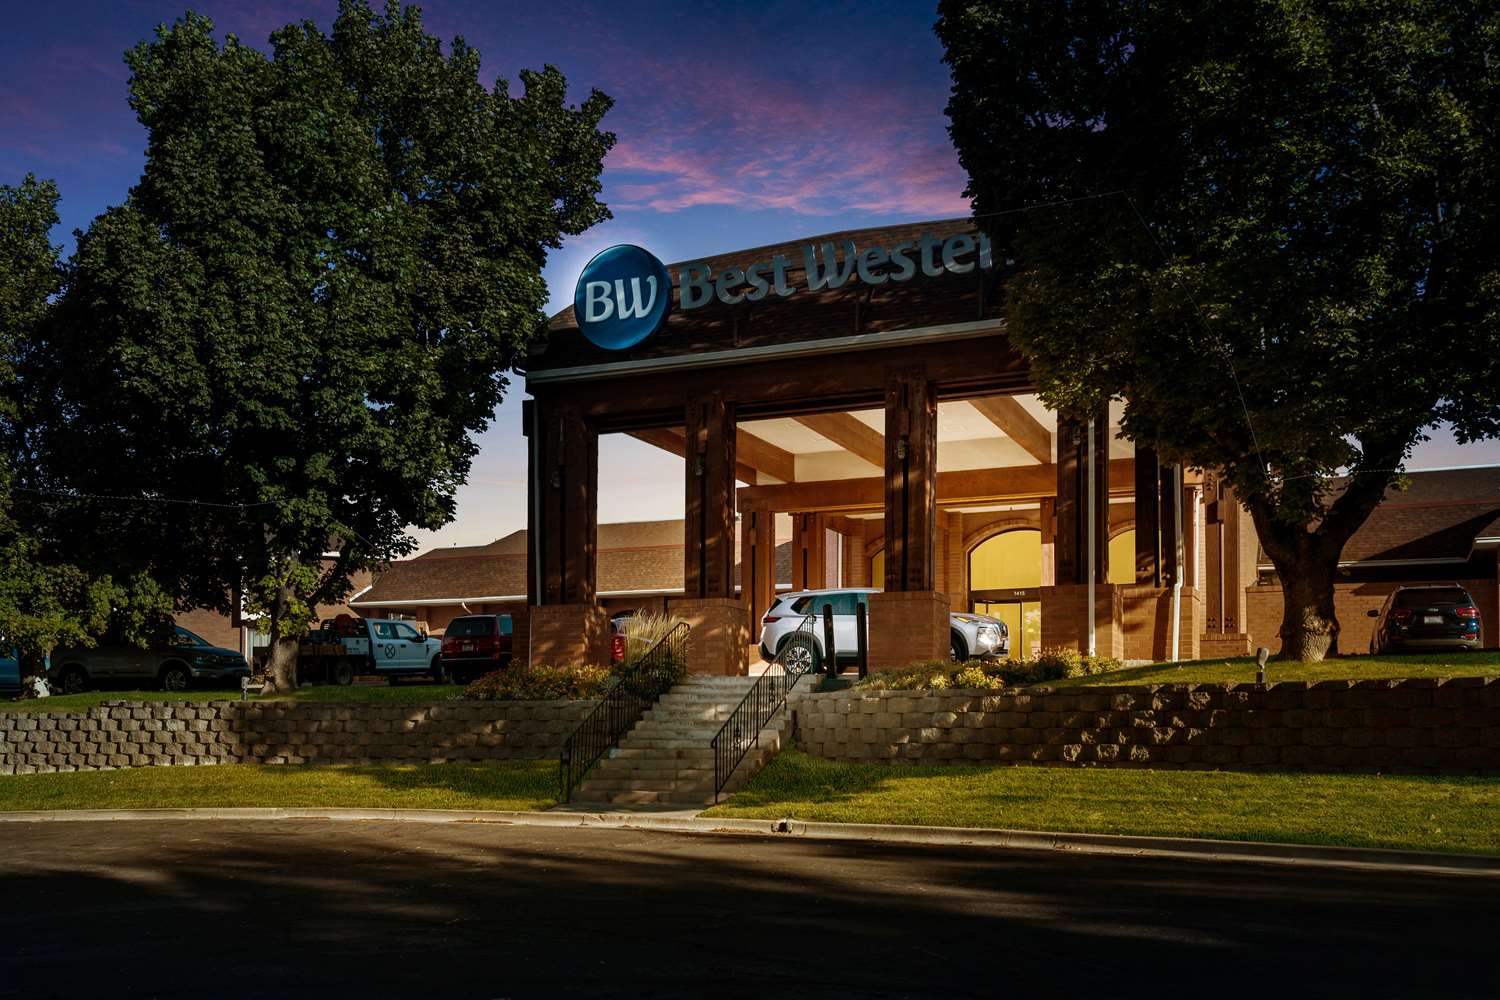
[574,231,994,351]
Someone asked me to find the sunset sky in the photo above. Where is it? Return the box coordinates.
[5,0,1495,550]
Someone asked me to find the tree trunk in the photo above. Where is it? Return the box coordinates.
[18,649,49,697]
[260,567,301,694]
[1274,550,1340,660]
[264,635,301,693]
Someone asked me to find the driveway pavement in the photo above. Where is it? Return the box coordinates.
[0,819,1492,998]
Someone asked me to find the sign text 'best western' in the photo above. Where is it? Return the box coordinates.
[574,231,994,351]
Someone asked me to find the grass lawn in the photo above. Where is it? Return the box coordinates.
[0,681,468,714]
[705,749,1500,856]
[0,759,559,812]
[1059,649,1500,688]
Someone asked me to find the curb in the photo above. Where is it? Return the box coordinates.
[1,806,1495,876]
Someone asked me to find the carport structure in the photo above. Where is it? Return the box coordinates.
[521,219,1222,674]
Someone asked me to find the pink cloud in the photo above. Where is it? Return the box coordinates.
[589,38,970,220]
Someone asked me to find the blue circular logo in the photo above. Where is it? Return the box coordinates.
[573,244,672,350]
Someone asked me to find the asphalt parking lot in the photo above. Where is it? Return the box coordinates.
[1,819,1494,998]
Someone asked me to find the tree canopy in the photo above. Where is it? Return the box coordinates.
[23,1,614,687]
[0,176,171,669]
[938,0,1500,658]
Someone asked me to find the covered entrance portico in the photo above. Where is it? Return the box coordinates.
[522,219,1203,673]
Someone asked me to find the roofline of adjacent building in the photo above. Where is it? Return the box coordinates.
[351,583,795,608]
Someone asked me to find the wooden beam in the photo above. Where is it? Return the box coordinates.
[629,427,758,485]
[969,395,1051,464]
[735,429,796,483]
[793,412,885,467]
[737,460,1137,513]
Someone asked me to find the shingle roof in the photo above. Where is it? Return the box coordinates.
[355,521,792,605]
[1337,466,1500,564]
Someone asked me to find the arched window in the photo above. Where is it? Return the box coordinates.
[968,530,1042,659]
[968,529,1042,590]
[1108,529,1136,586]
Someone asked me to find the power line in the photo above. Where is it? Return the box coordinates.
[11,487,281,510]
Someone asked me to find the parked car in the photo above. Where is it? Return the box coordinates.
[297,615,445,685]
[439,614,514,683]
[757,588,1008,673]
[609,610,636,663]
[1,646,21,698]
[50,626,250,694]
[1367,585,1483,654]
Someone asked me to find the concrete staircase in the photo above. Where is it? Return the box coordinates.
[569,676,794,807]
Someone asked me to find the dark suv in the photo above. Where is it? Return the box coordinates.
[1368,586,1483,654]
[439,614,514,683]
[50,626,250,693]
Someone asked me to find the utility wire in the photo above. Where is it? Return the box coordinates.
[12,486,281,510]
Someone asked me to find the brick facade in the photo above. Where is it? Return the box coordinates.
[674,597,750,675]
[1039,584,1125,660]
[867,590,950,669]
[528,603,609,666]
[1120,585,1203,662]
[1245,578,1500,655]
[791,678,1500,772]
[0,699,594,775]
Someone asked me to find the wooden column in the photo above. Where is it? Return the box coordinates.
[525,398,597,605]
[1054,406,1109,585]
[684,392,737,599]
[1134,444,1161,586]
[1039,497,1056,587]
[1160,463,1181,586]
[791,512,826,591]
[882,367,938,591]
[740,506,777,632]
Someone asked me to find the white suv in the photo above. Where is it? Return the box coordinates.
[757,588,1008,673]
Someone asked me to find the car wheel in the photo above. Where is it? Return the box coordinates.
[333,659,354,686]
[950,631,969,663]
[60,665,89,695]
[160,663,191,692]
[430,656,450,684]
[779,635,819,675]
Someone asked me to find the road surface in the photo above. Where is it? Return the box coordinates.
[0,819,1492,998]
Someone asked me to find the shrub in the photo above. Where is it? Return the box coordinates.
[855,649,1125,692]
[617,611,689,680]
[462,662,615,701]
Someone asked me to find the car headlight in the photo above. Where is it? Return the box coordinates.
[975,625,1000,646]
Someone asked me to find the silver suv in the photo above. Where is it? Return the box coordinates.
[757,588,1007,672]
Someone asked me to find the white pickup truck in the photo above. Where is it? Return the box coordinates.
[297,615,445,686]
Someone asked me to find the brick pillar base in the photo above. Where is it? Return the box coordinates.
[1040,584,1124,660]
[1119,585,1203,663]
[867,591,950,670]
[527,603,608,666]
[674,598,749,676]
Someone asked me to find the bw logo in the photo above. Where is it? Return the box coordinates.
[573,244,672,350]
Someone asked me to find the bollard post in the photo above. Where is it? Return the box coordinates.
[1255,646,1270,685]
[822,603,837,676]
[855,601,869,679]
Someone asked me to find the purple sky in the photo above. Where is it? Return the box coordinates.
[5,1,1496,549]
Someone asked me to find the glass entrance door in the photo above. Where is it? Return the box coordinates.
[973,600,1040,660]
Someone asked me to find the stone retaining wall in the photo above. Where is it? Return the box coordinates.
[0,700,595,776]
[790,678,1500,772]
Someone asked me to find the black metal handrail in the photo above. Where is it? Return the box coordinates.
[710,614,818,802]
[560,621,689,801]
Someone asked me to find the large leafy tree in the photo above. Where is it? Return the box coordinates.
[32,1,614,689]
[1,176,171,681]
[938,0,1500,660]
